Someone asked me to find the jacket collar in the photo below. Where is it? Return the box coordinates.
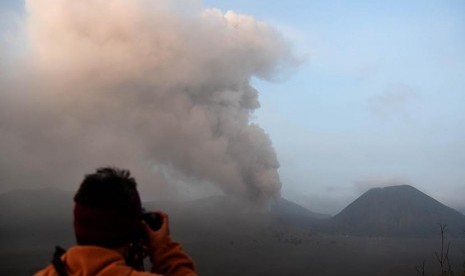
[62,246,127,275]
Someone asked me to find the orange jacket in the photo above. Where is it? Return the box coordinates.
[34,244,195,276]
[35,213,196,276]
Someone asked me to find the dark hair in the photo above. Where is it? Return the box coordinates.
[74,167,138,208]
[73,167,142,248]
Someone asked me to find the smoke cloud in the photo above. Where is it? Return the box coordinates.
[0,0,299,205]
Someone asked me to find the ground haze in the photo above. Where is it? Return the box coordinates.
[1,187,464,275]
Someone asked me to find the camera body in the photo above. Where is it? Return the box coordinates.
[133,208,163,243]
[141,208,163,232]
[126,208,163,270]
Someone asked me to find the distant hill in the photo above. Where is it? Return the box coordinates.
[0,187,74,222]
[459,208,465,216]
[0,188,322,248]
[0,188,323,233]
[270,197,329,229]
[2,187,465,276]
[329,185,465,237]
[0,187,75,252]
[144,195,325,234]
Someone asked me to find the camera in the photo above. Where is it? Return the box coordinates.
[135,208,163,242]
[127,208,163,270]
[141,208,163,231]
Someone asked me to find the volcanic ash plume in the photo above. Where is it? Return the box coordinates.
[0,0,299,204]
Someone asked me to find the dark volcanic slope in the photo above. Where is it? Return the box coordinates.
[0,187,74,242]
[2,188,465,275]
[0,187,73,222]
[271,197,328,228]
[145,195,325,231]
[330,185,465,237]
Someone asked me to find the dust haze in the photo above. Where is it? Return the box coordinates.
[0,0,301,204]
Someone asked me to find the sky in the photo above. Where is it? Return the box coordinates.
[203,0,465,213]
[1,0,464,215]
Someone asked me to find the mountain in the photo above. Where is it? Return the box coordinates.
[0,188,322,249]
[2,187,465,275]
[144,195,325,234]
[270,197,329,229]
[0,188,322,236]
[0,187,75,244]
[459,207,465,216]
[329,185,465,237]
[0,187,74,222]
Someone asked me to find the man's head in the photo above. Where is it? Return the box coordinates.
[73,167,142,248]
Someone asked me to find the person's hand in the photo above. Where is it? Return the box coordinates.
[142,211,197,275]
[142,211,170,248]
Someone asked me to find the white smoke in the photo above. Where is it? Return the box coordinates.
[0,0,300,205]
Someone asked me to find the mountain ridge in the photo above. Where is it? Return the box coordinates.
[1,185,464,238]
[329,185,465,237]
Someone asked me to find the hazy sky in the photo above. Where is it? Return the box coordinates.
[202,0,465,213]
[1,1,464,214]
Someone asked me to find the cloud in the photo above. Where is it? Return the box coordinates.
[368,83,418,120]
[0,0,300,205]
